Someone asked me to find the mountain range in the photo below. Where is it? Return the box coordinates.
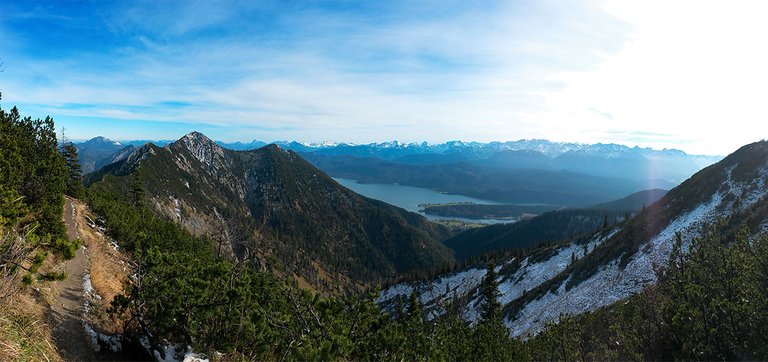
[76,136,720,208]
[77,137,719,177]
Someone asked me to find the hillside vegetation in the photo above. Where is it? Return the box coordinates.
[0,102,82,361]
[445,208,628,259]
[527,227,768,360]
[92,180,768,360]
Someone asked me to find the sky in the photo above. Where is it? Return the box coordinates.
[1,0,766,155]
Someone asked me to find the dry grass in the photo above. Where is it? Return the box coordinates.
[293,273,316,292]
[0,292,62,362]
[73,201,133,333]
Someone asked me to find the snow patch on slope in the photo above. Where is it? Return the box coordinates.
[83,321,123,353]
[507,165,765,337]
[497,230,615,308]
[83,273,95,297]
[173,197,182,221]
[378,230,617,323]
[723,165,768,212]
[139,337,209,362]
[377,267,487,319]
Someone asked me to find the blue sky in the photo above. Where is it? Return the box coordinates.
[1,0,766,155]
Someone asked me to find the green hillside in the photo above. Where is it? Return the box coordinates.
[87,132,454,293]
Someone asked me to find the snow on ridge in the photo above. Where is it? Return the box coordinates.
[507,164,768,338]
[377,230,618,323]
[723,165,768,212]
[497,230,615,308]
[377,267,487,317]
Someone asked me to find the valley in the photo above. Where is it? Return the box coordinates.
[4,105,768,360]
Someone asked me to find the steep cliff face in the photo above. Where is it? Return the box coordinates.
[87,132,455,294]
[379,141,768,337]
[93,145,136,172]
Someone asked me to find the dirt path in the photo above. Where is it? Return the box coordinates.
[49,197,95,361]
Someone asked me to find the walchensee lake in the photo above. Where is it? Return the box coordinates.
[333,178,510,224]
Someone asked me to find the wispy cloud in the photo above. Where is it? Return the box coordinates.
[3,0,677,148]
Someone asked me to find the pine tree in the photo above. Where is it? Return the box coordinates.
[61,142,85,198]
[479,262,500,320]
[131,166,145,206]
[472,261,531,361]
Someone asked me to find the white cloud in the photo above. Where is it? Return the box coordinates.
[525,0,768,155]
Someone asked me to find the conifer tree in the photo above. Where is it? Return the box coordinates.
[131,166,145,206]
[473,261,530,361]
[479,262,500,320]
[61,141,85,198]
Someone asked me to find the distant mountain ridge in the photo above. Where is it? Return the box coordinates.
[74,136,127,173]
[86,132,455,294]
[79,136,718,162]
[300,142,715,184]
[78,136,719,184]
[78,136,719,210]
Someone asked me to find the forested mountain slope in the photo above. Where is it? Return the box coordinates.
[444,209,628,260]
[443,188,668,259]
[589,188,667,211]
[380,140,768,337]
[87,132,454,294]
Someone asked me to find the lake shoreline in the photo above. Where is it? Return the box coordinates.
[333,177,514,224]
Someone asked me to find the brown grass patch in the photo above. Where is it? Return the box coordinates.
[293,273,316,292]
[0,292,62,362]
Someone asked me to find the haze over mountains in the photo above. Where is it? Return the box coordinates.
[76,136,720,208]
[79,137,720,176]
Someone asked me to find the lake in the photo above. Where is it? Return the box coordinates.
[333,178,511,224]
